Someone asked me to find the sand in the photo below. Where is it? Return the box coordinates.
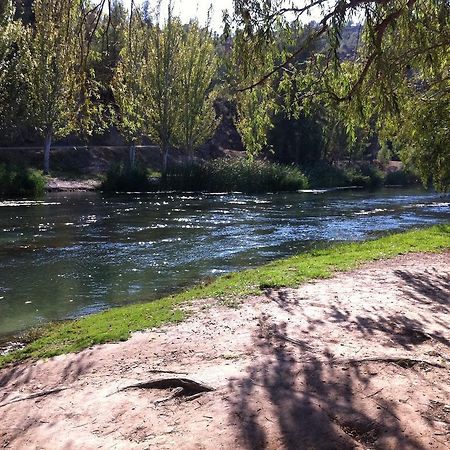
[1,252,449,449]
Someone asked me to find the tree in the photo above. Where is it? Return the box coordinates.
[229,0,450,189]
[172,19,218,158]
[225,24,279,158]
[111,5,148,167]
[144,5,182,173]
[0,0,28,142]
[26,0,81,174]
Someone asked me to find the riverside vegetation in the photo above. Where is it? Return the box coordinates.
[102,158,419,193]
[0,163,46,197]
[0,158,418,198]
[0,0,449,191]
[1,224,449,368]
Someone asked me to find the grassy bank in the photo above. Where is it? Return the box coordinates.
[1,224,449,368]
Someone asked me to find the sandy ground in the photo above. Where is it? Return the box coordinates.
[1,253,449,449]
[46,178,101,192]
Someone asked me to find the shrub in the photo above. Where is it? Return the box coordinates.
[357,164,384,188]
[344,164,384,188]
[162,158,308,193]
[385,169,420,186]
[102,163,151,192]
[0,164,46,198]
[306,162,384,189]
[305,162,351,188]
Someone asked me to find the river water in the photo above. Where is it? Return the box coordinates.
[0,187,449,336]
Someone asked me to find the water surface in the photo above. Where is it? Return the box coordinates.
[0,188,449,336]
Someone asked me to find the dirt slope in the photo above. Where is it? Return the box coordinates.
[1,253,449,449]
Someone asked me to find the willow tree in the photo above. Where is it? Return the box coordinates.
[172,20,218,158]
[26,0,81,174]
[111,6,148,167]
[144,7,182,174]
[229,0,450,189]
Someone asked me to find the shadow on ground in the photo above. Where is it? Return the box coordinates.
[227,265,450,449]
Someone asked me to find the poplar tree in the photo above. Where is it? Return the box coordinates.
[0,0,27,140]
[26,0,80,174]
[111,5,148,167]
[144,6,182,174]
[173,20,218,158]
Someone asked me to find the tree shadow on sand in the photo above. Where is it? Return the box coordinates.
[227,264,450,449]
[227,320,428,449]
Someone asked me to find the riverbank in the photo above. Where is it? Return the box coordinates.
[1,224,449,368]
[1,248,449,449]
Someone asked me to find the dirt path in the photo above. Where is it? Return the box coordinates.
[1,253,449,449]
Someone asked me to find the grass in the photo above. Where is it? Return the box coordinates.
[1,224,449,368]
[163,159,309,193]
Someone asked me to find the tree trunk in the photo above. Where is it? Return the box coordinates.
[43,129,52,175]
[187,148,194,166]
[129,144,136,169]
[162,144,169,174]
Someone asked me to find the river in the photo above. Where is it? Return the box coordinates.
[0,187,448,336]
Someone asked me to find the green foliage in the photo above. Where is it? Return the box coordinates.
[228,31,279,158]
[306,162,352,188]
[144,8,183,172]
[90,0,127,99]
[102,163,150,192]
[2,224,449,367]
[268,110,325,165]
[111,7,219,169]
[393,85,450,191]
[162,158,308,193]
[111,6,148,147]
[0,164,46,198]
[0,0,28,140]
[385,169,420,187]
[172,19,219,154]
[230,0,450,191]
[236,85,277,158]
[26,0,81,139]
[357,164,384,188]
[306,162,384,189]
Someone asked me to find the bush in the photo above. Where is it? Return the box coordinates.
[162,158,308,193]
[305,162,352,188]
[306,162,384,189]
[351,164,384,188]
[0,164,46,198]
[102,163,151,192]
[385,169,420,186]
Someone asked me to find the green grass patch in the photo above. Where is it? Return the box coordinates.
[1,224,449,368]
